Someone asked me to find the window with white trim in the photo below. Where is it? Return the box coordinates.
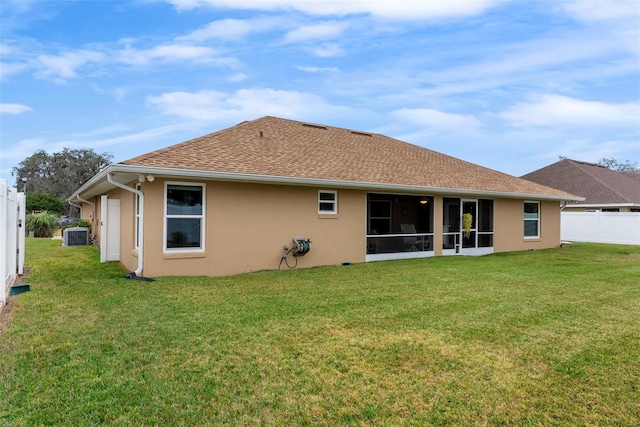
[524,201,540,238]
[165,183,205,251]
[318,190,337,214]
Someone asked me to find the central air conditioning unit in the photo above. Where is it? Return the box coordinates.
[63,227,90,246]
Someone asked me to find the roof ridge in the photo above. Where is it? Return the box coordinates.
[265,115,383,137]
[571,160,635,201]
[566,158,606,168]
[121,119,256,165]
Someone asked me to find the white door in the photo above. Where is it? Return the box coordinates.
[100,196,120,262]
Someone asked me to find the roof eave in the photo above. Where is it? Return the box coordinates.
[568,203,640,208]
[68,164,584,202]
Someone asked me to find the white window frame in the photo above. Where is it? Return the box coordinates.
[524,201,540,239]
[164,182,206,252]
[318,190,338,214]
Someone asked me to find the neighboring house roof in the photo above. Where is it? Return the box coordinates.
[521,159,640,205]
[70,116,580,201]
[623,169,640,186]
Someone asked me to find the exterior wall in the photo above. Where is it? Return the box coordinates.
[89,179,565,277]
[116,187,136,272]
[493,199,561,252]
[84,187,138,273]
[80,196,100,249]
[141,179,366,277]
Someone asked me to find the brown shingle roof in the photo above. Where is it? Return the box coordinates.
[522,159,640,204]
[122,116,574,197]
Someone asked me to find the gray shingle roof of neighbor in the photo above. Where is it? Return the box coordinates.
[121,116,576,198]
[521,159,640,204]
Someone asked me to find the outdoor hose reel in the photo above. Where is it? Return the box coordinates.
[279,237,312,270]
[292,237,311,256]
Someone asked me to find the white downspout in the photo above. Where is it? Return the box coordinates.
[107,172,144,276]
[75,195,96,224]
[70,195,97,240]
[75,195,95,211]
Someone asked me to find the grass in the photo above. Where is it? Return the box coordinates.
[1,239,639,426]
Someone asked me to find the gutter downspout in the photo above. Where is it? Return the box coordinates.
[107,172,144,276]
[75,195,95,222]
[72,195,97,240]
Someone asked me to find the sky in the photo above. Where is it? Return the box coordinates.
[1,0,639,188]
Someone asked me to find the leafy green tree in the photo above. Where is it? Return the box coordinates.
[596,157,639,172]
[26,193,66,215]
[12,148,113,215]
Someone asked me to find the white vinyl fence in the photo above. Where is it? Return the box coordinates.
[1,179,26,306]
[561,211,640,245]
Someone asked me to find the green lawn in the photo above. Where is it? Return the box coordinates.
[1,239,639,426]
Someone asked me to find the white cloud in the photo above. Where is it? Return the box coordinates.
[283,21,348,43]
[34,50,105,83]
[499,94,640,128]
[227,73,247,82]
[297,66,339,73]
[308,43,345,58]
[548,138,640,165]
[389,108,482,134]
[65,123,199,152]
[0,62,29,80]
[560,0,640,23]
[178,17,284,42]
[558,1,640,57]
[0,103,32,115]
[0,43,15,55]
[118,44,231,66]
[166,0,502,20]
[1,124,201,165]
[24,41,238,83]
[0,137,46,164]
[147,88,349,122]
[70,125,131,139]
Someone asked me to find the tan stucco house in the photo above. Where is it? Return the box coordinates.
[68,116,581,278]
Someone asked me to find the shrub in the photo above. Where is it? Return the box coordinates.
[26,193,66,215]
[62,219,92,232]
[72,219,91,229]
[26,211,58,238]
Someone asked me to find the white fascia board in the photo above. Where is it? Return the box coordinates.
[567,203,640,208]
[68,164,585,202]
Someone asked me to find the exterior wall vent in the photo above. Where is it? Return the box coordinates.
[351,131,373,137]
[63,227,90,246]
[302,123,328,130]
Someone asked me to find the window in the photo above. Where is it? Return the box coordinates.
[318,190,337,214]
[165,183,205,251]
[368,199,392,234]
[524,201,539,238]
[478,199,494,248]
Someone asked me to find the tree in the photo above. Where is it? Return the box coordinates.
[26,193,66,215]
[12,148,113,215]
[558,156,639,171]
[596,157,639,172]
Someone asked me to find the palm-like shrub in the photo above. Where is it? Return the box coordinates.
[26,211,58,238]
